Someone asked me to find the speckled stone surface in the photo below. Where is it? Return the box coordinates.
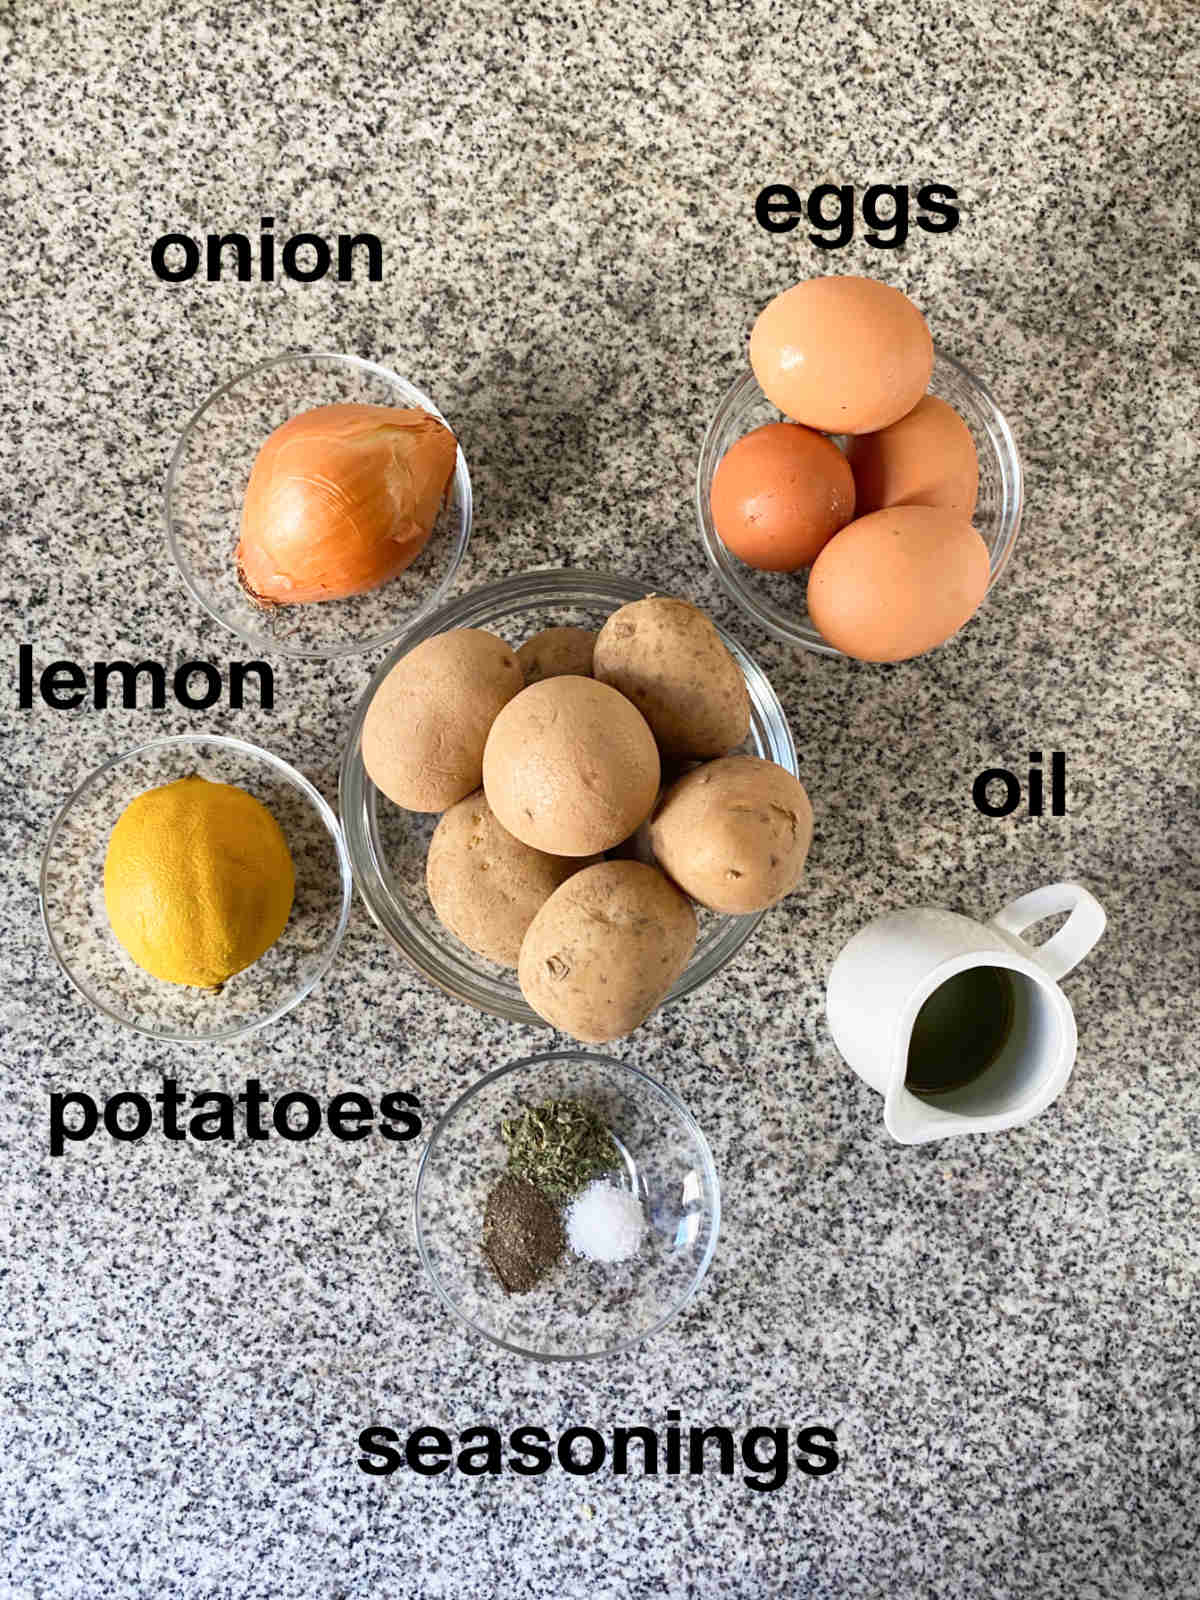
[3,2,1198,1596]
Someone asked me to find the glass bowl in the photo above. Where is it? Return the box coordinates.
[166,351,472,661]
[696,350,1023,656]
[40,734,352,1042]
[339,568,799,1024]
[414,1050,720,1360]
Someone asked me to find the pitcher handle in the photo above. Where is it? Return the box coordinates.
[989,882,1106,980]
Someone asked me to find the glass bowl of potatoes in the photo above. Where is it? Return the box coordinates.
[339,569,801,1030]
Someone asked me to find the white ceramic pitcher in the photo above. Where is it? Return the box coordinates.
[826,882,1106,1144]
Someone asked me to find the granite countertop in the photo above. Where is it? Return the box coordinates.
[3,2,1197,1596]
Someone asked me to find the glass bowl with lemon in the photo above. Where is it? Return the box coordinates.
[40,735,351,1042]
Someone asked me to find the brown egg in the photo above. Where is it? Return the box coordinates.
[845,395,979,518]
[710,422,855,571]
[807,505,990,662]
[750,276,934,434]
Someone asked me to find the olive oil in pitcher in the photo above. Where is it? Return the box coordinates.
[904,965,1015,1098]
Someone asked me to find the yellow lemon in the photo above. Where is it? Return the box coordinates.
[104,775,295,988]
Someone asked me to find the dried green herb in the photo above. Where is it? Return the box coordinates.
[482,1175,564,1294]
[502,1098,618,1201]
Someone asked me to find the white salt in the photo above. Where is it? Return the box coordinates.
[566,1179,647,1263]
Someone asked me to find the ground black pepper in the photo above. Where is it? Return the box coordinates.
[481,1174,565,1294]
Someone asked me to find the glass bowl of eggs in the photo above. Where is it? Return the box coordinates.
[40,734,352,1042]
[166,351,473,661]
[338,568,801,1028]
[696,292,1023,659]
[413,1049,720,1360]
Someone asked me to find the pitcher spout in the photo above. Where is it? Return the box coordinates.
[884,1085,965,1145]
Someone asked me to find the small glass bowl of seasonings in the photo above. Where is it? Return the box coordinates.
[413,1052,721,1361]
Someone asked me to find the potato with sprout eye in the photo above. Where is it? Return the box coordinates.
[483,676,659,856]
[593,596,750,762]
[363,628,523,812]
[426,790,598,967]
[519,860,697,1043]
[650,755,813,914]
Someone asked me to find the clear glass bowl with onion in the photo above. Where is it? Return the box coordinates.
[166,351,472,661]
[339,568,799,1025]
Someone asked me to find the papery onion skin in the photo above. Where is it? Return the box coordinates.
[237,403,458,606]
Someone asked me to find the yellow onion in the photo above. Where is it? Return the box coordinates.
[237,403,458,606]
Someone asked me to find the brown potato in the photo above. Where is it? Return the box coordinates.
[593,596,750,761]
[516,626,597,685]
[426,790,597,967]
[650,755,813,914]
[483,676,660,855]
[363,629,522,812]
[518,861,696,1042]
